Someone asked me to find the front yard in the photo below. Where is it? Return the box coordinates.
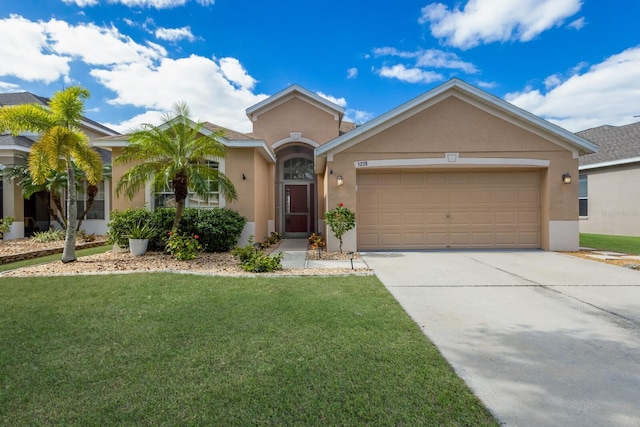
[0,273,497,426]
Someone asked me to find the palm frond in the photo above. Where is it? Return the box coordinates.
[49,86,90,128]
[0,104,54,134]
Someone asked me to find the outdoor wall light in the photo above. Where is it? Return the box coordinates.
[562,173,572,184]
[242,173,246,180]
[348,251,355,270]
[337,175,344,186]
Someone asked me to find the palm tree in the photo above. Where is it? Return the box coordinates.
[0,86,103,262]
[115,102,237,231]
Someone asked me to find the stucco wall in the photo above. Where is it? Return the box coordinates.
[252,97,340,146]
[323,95,580,251]
[580,164,640,236]
[110,147,146,212]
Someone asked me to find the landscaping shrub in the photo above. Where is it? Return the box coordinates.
[108,207,246,252]
[232,236,284,272]
[173,208,246,253]
[107,208,154,249]
[0,216,14,239]
[164,231,202,261]
[32,228,66,243]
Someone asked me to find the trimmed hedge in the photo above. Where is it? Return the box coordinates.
[107,207,246,253]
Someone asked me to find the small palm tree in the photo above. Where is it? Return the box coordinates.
[0,86,103,262]
[115,102,237,231]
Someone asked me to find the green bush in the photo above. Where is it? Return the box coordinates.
[231,236,258,264]
[32,228,66,243]
[165,232,202,261]
[0,216,14,239]
[108,207,246,252]
[241,251,284,273]
[107,209,154,249]
[173,208,246,253]
[232,236,283,272]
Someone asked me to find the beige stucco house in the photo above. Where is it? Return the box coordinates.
[98,79,597,252]
[0,92,119,239]
[577,121,640,236]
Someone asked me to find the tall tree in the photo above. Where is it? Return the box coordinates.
[115,102,237,231]
[0,86,103,262]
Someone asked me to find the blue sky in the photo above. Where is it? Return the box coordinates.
[1,0,638,134]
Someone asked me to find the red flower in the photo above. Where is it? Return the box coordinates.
[339,202,344,207]
[194,234,199,240]
[168,231,173,236]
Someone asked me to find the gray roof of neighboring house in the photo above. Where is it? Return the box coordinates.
[577,121,640,166]
[0,91,119,136]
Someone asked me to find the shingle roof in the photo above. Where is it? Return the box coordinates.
[0,91,119,136]
[0,92,49,107]
[339,121,356,135]
[577,121,640,166]
[202,122,257,141]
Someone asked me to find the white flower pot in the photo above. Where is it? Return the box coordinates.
[128,238,149,256]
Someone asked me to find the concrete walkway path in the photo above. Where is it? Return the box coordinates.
[279,239,368,270]
[362,250,640,427]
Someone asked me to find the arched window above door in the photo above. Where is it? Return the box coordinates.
[283,157,314,181]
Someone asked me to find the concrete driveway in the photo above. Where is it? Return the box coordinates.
[361,250,640,427]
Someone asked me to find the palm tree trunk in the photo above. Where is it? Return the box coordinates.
[172,172,189,231]
[62,160,78,263]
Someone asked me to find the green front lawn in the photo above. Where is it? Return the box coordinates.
[580,233,640,255]
[0,273,497,426]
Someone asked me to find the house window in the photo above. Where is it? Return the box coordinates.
[72,181,105,220]
[154,161,220,210]
[283,157,314,181]
[579,174,588,217]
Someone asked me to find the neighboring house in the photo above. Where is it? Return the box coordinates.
[98,79,596,252]
[577,121,640,236]
[0,92,119,239]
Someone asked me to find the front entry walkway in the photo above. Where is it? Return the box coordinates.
[361,250,640,426]
[279,239,368,270]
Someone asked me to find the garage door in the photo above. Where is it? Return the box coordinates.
[357,170,541,250]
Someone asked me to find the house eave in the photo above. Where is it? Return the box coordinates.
[579,156,640,171]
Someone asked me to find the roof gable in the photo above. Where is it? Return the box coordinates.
[246,84,344,122]
[316,78,597,158]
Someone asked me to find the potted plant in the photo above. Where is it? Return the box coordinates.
[126,221,156,256]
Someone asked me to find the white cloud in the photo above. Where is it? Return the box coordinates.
[346,109,373,124]
[155,26,196,42]
[347,68,358,79]
[0,82,21,92]
[378,64,443,84]
[374,47,477,73]
[505,46,640,131]
[568,17,586,30]
[43,19,166,66]
[62,0,99,6]
[103,110,166,133]
[90,55,267,133]
[476,80,497,89]
[64,0,213,8]
[218,57,257,90]
[316,92,347,108]
[420,0,582,49]
[0,15,71,83]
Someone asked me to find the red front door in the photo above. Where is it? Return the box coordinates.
[284,184,308,233]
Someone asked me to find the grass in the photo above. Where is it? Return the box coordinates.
[580,233,640,255]
[0,273,497,426]
[0,244,111,273]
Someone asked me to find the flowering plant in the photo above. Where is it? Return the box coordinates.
[165,231,202,261]
[324,202,355,252]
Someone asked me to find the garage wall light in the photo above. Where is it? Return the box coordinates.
[562,173,572,184]
[337,175,344,186]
